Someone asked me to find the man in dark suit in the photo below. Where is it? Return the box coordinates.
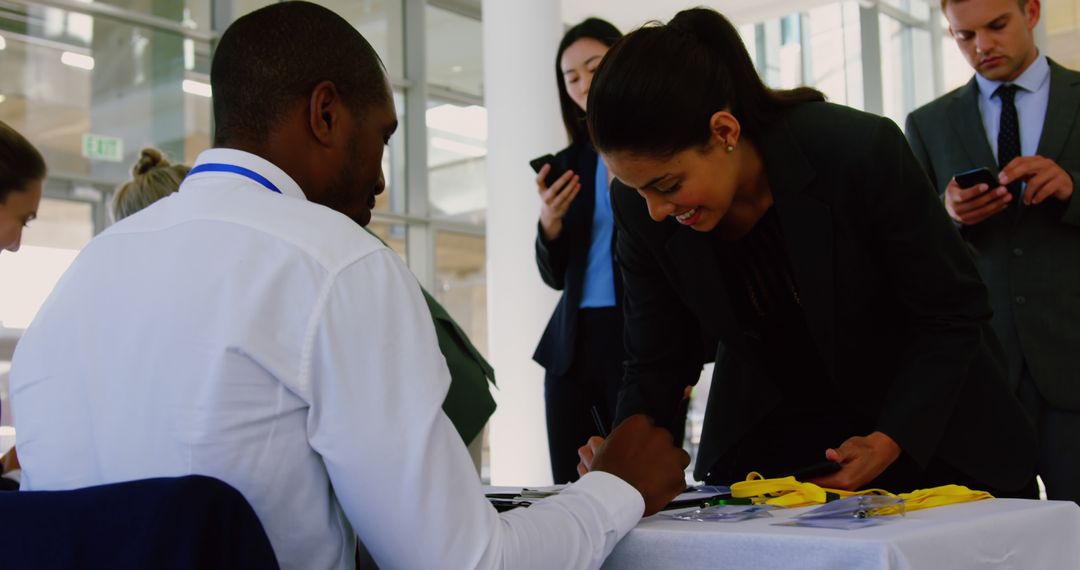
[906,0,1080,503]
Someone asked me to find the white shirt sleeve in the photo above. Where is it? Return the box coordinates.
[301,249,644,569]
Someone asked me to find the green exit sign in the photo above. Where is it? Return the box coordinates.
[82,134,124,162]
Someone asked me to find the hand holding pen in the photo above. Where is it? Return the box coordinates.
[590,405,609,438]
[578,406,609,479]
[578,414,690,516]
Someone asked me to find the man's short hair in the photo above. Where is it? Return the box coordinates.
[210,1,388,146]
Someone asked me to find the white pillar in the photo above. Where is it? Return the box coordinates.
[483,0,563,486]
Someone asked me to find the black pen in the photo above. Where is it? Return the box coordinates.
[590,406,609,438]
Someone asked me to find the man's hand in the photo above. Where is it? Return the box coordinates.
[809,431,901,491]
[578,415,690,516]
[0,445,19,474]
[945,178,1011,225]
[1000,156,1075,206]
[537,166,581,242]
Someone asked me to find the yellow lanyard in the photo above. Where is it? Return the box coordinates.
[730,472,993,512]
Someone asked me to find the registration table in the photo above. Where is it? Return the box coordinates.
[603,499,1080,569]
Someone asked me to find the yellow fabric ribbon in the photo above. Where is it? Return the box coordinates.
[730,472,993,512]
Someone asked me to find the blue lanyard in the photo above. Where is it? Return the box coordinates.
[188,163,282,194]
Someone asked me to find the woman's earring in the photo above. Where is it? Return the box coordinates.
[726,144,735,153]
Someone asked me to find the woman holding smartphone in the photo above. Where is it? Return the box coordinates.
[577,8,1037,496]
[533,18,687,483]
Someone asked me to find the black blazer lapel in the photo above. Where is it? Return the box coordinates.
[1037,60,1080,161]
[561,147,598,242]
[775,195,836,375]
[560,146,599,305]
[663,228,746,358]
[762,120,837,376]
[949,78,998,172]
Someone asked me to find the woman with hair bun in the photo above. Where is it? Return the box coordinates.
[577,8,1037,497]
[112,148,190,221]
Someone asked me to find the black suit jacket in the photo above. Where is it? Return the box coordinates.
[612,101,1037,491]
[906,60,1080,411]
[533,142,623,376]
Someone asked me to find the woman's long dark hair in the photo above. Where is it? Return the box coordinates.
[556,18,622,146]
[587,8,824,157]
[0,120,46,203]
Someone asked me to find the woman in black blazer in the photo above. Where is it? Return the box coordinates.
[531,19,632,484]
[577,8,1037,496]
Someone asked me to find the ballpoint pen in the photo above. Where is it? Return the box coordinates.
[590,406,609,438]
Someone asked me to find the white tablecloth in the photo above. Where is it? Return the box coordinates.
[603,499,1080,570]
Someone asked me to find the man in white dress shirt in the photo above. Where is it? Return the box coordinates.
[10,2,690,568]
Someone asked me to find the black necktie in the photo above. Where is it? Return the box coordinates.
[995,84,1022,205]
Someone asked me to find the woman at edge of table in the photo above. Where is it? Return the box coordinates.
[0,120,47,490]
[577,7,1038,497]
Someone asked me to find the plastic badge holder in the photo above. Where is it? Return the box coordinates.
[775,495,906,530]
[667,504,780,522]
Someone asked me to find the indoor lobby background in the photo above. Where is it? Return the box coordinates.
[1,0,1078,486]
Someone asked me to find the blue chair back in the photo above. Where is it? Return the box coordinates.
[0,475,279,569]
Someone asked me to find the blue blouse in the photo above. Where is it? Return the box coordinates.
[579,155,617,308]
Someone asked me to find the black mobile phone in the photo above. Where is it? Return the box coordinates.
[529,153,567,188]
[780,460,841,481]
[954,167,999,189]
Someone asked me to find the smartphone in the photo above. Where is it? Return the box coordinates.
[954,167,999,189]
[779,460,841,481]
[529,153,567,188]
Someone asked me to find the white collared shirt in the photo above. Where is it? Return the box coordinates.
[975,53,1051,161]
[11,148,643,569]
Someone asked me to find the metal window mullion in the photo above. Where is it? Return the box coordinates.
[799,12,813,87]
[859,3,884,115]
[901,22,915,115]
[426,0,480,21]
[7,0,217,42]
[403,0,434,289]
[876,1,929,28]
[371,211,484,236]
[929,5,945,97]
[427,84,483,107]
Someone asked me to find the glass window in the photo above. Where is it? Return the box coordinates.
[367,221,408,262]
[88,1,213,30]
[752,15,805,90]
[0,196,95,331]
[880,0,931,21]
[880,13,934,127]
[319,0,405,80]
[375,90,407,215]
[434,231,486,358]
[1044,0,1080,71]
[738,24,758,68]
[23,197,95,249]
[806,3,863,108]
[425,4,482,97]
[427,100,486,225]
[941,20,974,92]
[0,6,213,182]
